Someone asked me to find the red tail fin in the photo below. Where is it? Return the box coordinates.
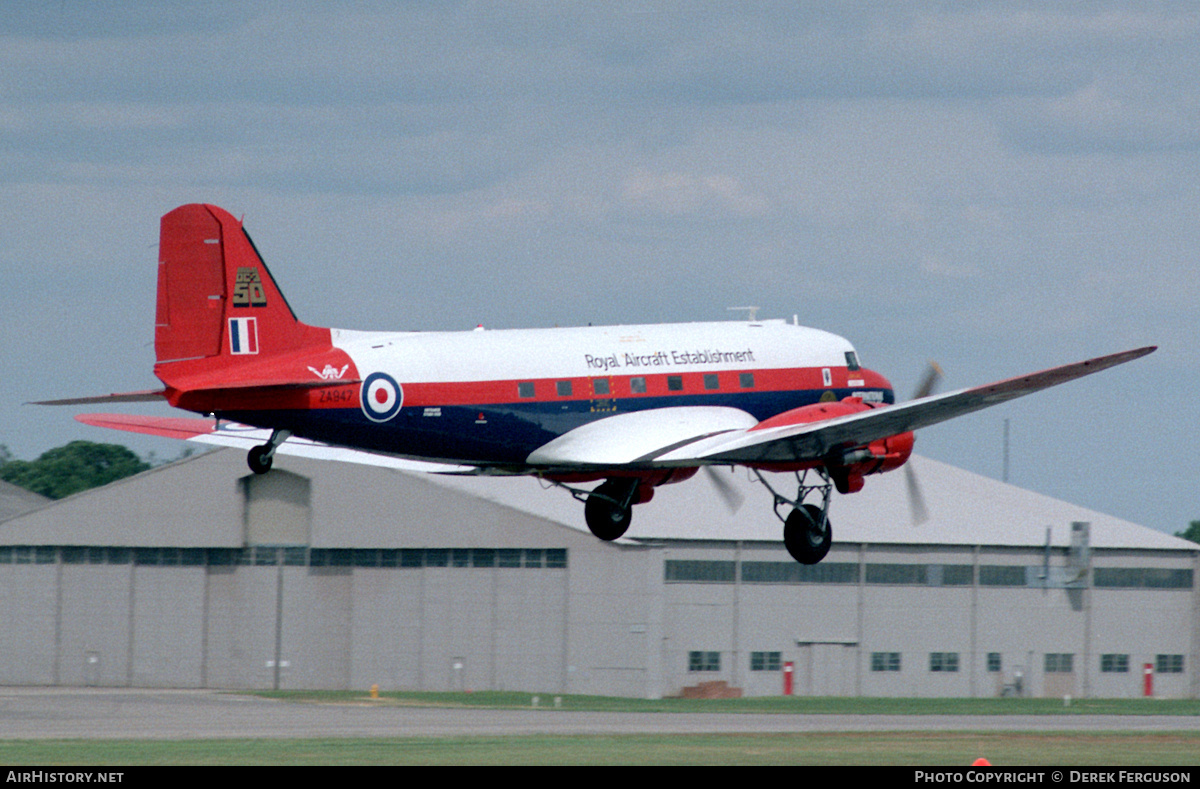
[152,205,355,410]
[155,204,315,364]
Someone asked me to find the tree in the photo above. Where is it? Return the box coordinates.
[1174,521,1200,545]
[0,441,151,500]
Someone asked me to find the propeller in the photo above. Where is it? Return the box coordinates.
[904,462,929,525]
[904,361,942,525]
[703,465,745,514]
[912,360,944,400]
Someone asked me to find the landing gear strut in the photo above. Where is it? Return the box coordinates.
[583,478,639,541]
[247,429,291,475]
[753,468,834,565]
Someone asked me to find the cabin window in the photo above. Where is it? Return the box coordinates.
[518,382,535,398]
[592,378,610,396]
[845,351,860,371]
[667,375,683,391]
[739,372,755,389]
[630,376,647,394]
[556,380,573,397]
[703,373,719,390]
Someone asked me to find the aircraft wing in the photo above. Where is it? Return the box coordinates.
[651,345,1156,465]
[525,406,760,466]
[75,414,478,474]
[526,346,1155,469]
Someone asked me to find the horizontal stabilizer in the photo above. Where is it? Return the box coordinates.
[30,390,168,406]
[75,413,214,439]
[75,413,477,474]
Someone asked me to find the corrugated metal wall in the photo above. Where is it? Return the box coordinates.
[0,559,572,692]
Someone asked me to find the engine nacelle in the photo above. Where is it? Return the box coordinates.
[752,397,915,494]
[751,397,876,431]
[830,429,914,493]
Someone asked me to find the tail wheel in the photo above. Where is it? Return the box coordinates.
[247,428,290,475]
[247,445,274,475]
[783,503,832,565]
[584,480,635,541]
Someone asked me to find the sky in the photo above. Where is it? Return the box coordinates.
[1,2,1195,534]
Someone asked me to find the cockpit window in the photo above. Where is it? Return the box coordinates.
[845,351,860,371]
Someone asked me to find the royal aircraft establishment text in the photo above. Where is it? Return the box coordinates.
[584,349,756,373]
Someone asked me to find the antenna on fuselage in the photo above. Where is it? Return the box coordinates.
[727,306,761,322]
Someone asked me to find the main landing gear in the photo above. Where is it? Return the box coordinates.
[247,429,291,475]
[583,479,639,541]
[753,468,833,565]
[557,468,836,565]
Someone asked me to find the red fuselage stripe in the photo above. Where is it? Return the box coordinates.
[308,366,889,410]
[184,366,892,413]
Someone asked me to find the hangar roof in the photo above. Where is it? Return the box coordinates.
[0,449,1192,553]
[0,480,49,522]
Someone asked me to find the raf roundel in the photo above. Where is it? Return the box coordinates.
[361,372,403,422]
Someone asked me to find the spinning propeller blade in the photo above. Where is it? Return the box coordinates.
[905,463,929,525]
[913,361,944,400]
[904,361,943,525]
[703,466,745,514]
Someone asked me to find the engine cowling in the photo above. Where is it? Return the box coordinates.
[830,429,914,493]
[751,397,914,494]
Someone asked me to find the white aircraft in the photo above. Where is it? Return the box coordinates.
[42,204,1155,564]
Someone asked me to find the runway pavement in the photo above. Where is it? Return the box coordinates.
[1,688,1199,740]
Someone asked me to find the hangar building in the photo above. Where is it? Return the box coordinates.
[0,449,1194,699]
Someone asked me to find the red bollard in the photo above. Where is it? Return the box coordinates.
[1144,663,1154,697]
[783,661,794,696]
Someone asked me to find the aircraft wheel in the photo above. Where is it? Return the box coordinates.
[783,503,832,565]
[247,445,274,475]
[584,480,634,541]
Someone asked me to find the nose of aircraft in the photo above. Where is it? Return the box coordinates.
[858,367,896,405]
